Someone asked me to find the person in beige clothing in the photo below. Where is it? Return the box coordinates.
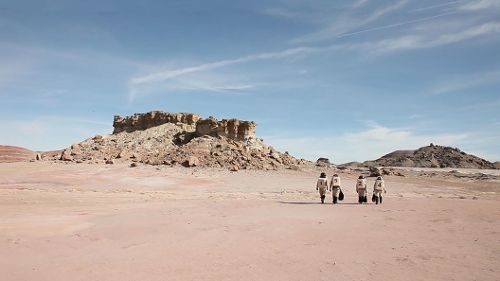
[373,176,386,205]
[329,174,341,204]
[316,172,328,204]
[356,175,368,204]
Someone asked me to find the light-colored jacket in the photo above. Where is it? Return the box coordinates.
[330,176,341,188]
[317,178,328,189]
[356,179,367,190]
[374,179,386,191]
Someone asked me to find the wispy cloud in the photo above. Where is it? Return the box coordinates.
[128,3,498,102]
[291,0,408,44]
[410,1,462,13]
[128,46,322,101]
[265,122,469,163]
[459,0,500,10]
[430,70,500,95]
[136,71,254,96]
[362,21,500,53]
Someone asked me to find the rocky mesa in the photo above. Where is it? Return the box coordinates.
[51,111,310,171]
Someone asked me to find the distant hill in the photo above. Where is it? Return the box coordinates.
[0,145,36,163]
[364,144,496,169]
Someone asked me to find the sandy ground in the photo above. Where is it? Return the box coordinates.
[1,162,499,281]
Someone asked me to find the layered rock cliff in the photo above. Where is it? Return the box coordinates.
[113,111,201,134]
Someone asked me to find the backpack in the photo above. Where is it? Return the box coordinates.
[356,180,364,188]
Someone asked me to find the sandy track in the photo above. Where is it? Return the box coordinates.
[1,162,499,281]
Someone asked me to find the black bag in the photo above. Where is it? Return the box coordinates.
[372,194,377,203]
[338,189,344,201]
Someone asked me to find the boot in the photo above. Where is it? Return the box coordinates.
[380,196,383,204]
[333,196,338,204]
[364,196,368,203]
[321,195,325,204]
[358,196,362,204]
[375,196,379,205]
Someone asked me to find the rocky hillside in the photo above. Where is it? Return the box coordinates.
[0,145,36,163]
[364,144,496,169]
[49,111,310,171]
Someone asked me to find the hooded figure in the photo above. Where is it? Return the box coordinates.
[373,176,386,204]
[329,174,341,204]
[316,172,328,204]
[356,175,368,204]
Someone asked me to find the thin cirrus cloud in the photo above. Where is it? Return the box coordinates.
[127,12,459,101]
[127,2,498,102]
[459,0,500,10]
[290,0,409,44]
[410,1,462,13]
[127,46,322,101]
[430,70,500,95]
[356,21,500,53]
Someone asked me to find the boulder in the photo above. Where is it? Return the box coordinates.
[184,156,200,167]
[105,159,114,164]
[35,153,42,161]
[117,150,129,159]
[316,158,330,166]
[369,166,382,177]
[270,151,282,162]
[60,150,73,161]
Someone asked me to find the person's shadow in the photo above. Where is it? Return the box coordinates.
[278,201,362,205]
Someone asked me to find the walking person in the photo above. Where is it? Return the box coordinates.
[316,172,328,204]
[329,174,341,204]
[373,176,386,204]
[356,175,368,204]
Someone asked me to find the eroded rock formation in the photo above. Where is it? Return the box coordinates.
[196,116,256,141]
[48,111,311,171]
[113,111,256,142]
[113,111,201,134]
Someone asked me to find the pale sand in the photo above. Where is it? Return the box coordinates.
[1,162,499,281]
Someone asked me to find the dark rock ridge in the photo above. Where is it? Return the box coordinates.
[364,144,496,169]
[50,111,311,171]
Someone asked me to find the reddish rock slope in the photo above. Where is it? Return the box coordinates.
[0,145,36,163]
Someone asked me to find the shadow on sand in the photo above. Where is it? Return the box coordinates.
[278,201,364,205]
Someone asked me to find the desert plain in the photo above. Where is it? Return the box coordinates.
[1,162,499,281]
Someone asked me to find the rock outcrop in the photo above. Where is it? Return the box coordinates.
[113,111,201,134]
[196,117,256,141]
[51,111,312,171]
[365,144,495,169]
[316,158,332,167]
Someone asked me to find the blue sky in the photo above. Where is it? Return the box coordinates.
[1,0,499,163]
